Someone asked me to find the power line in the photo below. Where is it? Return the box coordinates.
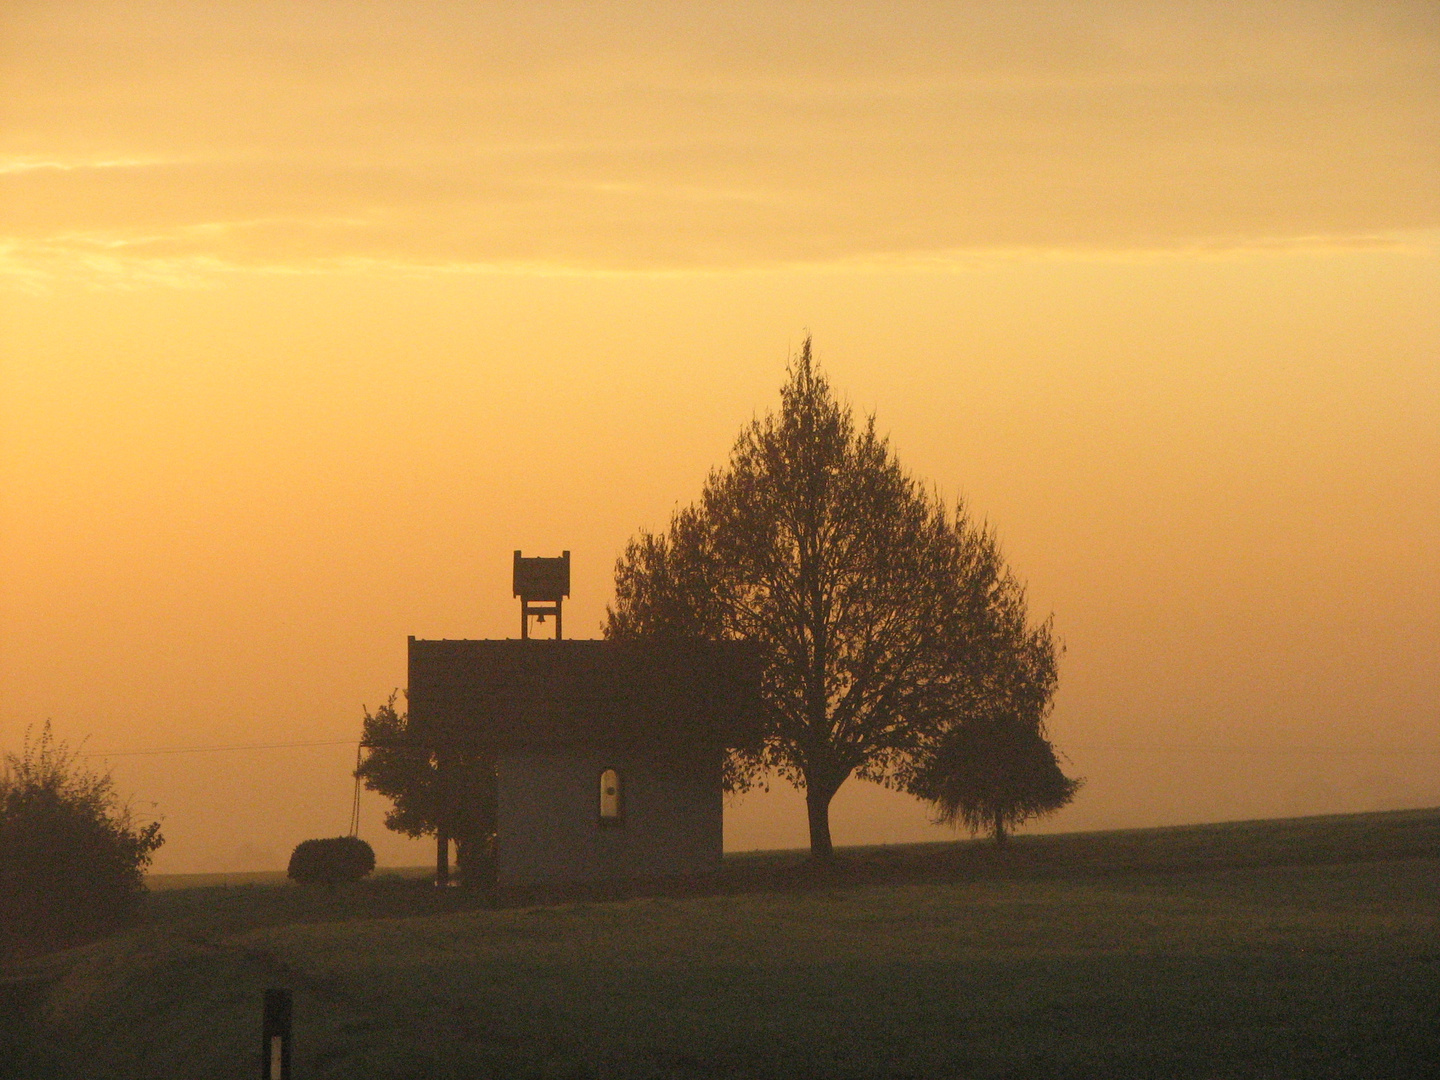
[74,737,1440,759]
[1063,743,1440,756]
[81,738,359,758]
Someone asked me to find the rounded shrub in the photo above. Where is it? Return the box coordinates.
[287,836,375,887]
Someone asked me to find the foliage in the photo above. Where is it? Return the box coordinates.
[286,836,376,887]
[0,721,163,962]
[910,717,1081,843]
[607,337,1024,856]
[906,569,1082,842]
[355,692,496,880]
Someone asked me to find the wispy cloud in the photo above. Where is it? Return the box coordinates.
[2,2,1435,285]
[0,157,181,175]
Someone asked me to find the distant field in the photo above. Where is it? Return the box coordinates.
[9,808,1440,1079]
[147,869,290,891]
[146,866,436,891]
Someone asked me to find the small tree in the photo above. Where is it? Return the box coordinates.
[0,722,163,961]
[287,836,375,888]
[906,575,1081,843]
[355,693,496,883]
[910,717,1080,844]
[607,339,1021,857]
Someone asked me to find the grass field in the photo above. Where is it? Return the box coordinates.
[6,808,1439,1079]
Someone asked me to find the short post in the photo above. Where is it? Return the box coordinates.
[262,988,292,1080]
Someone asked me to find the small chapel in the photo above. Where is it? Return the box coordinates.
[406,551,760,889]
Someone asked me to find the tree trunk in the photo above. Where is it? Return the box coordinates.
[435,750,453,885]
[993,813,1008,848]
[436,827,450,885]
[805,780,841,859]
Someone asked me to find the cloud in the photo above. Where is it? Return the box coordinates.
[1,1,1436,282]
[0,157,177,174]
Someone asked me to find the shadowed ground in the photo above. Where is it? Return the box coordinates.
[7,808,1439,1079]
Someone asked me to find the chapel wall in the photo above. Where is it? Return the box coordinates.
[495,747,723,887]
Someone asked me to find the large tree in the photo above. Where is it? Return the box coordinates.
[355,693,496,884]
[606,339,1019,857]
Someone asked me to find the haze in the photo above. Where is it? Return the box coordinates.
[2,1,1436,873]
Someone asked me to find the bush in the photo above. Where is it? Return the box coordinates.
[0,723,164,963]
[287,836,375,887]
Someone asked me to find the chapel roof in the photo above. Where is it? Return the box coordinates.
[407,637,763,750]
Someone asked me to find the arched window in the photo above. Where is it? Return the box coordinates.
[599,768,623,824]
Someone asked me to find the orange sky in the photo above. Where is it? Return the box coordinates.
[3,2,1437,873]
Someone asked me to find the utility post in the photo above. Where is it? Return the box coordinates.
[261,989,292,1080]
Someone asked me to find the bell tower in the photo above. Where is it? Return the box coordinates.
[513,550,570,640]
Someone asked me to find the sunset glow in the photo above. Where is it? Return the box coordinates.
[2,1,1437,873]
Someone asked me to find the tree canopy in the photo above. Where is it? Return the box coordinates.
[607,338,1041,856]
[355,693,496,883]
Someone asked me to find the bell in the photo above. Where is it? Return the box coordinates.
[536,612,546,623]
